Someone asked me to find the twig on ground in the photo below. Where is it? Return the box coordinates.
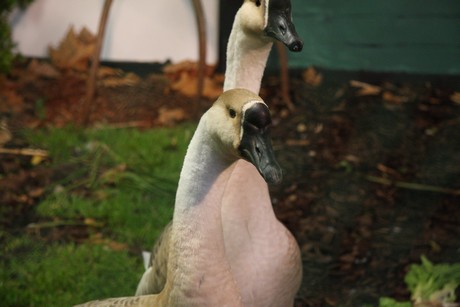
[0,148,48,157]
[366,175,460,196]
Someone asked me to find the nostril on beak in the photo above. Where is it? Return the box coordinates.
[256,145,262,158]
[290,40,303,52]
[279,24,286,35]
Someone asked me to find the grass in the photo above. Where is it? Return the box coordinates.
[1,123,195,306]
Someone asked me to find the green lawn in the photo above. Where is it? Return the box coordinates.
[0,124,195,306]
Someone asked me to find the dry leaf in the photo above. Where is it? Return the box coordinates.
[163,60,214,78]
[0,90,24,113]
[84,218,103,227]
[27,59,60,79]
[97,66,122,78]
[163,60,222,99]
[31,155,45,165]
[382,91,409,104]
[99,164,127,183]
[302,67,323,87]
[100,72,141,88]
[157,107,186,126]
[450,92,460,104]
[28,187,44,198]
[296,123,307,133]
[350,80,381,96]
[48,26,96,71]
[87,233,128,251]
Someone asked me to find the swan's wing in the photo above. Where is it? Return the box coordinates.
[135,221,172,295]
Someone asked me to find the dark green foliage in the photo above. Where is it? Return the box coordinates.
[0,0,33,73]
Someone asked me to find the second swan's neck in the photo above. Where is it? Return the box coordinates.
[165,116,242,306]
[224,13,272,94]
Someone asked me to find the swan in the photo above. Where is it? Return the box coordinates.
[136,0,303,306]
[224,0,303,94]
[75,88,282,306]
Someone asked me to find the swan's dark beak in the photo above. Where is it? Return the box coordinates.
[264,0,303,52]
[239,103,282,185]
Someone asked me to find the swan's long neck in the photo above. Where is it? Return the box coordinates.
[224,13,272,94]
[165,115,241,306]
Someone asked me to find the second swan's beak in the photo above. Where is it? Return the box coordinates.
[239,103,282,185]
[264,0,303,52]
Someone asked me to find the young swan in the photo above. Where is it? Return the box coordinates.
[224,0,303,94]
[75,89,282,307]
[136,1,303,306]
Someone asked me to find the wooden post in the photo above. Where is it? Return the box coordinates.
[275,42,295,111]
[81,0,113,125]
[191,0,206,98]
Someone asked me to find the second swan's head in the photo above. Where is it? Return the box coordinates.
[239,0,303,52]
[206,88,282,185]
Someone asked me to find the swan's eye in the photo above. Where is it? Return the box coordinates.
[255,0,261,7]
[229,108,237,118]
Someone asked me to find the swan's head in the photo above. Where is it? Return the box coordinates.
[239,0,303,52]
[207,88,282,185]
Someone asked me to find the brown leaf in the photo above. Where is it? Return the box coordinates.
[28,187,44,198]
[164,60,222,99]
[97,66,122,78]
[48,26,96,71]
[87,233,128,251]
[163,60,215,78]
[450,92,460,104]
[302,67,323,87]
[350,80,381,96]
[157,107,186,126]
[0,90,24,113]
[100,72,141,88]
[27,59,60,79]
[84,218,104,228]
[382,91,409,104]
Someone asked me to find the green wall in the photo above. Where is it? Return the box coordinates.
[288,0,460,74]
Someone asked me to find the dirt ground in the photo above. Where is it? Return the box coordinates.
[1,60,460,306]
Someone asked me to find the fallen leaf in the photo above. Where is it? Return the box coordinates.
[296,123,307,133]
[99,164,127,183]
[106,241,129,251]
[87,233,129,251]
[302,67,323,87]
[450,92,460,104]
[84,218,103,227]
[30,155,46,165]
[27,59,60,79]
[48,26,96,71]
[163,60,222,99]
[350,80,381,96]
[28,187,44,198]
[383,91,409,104]
[100,72,141,88]
[157,107,186,126]
[97,66,122,78]
[0,90,24,113]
